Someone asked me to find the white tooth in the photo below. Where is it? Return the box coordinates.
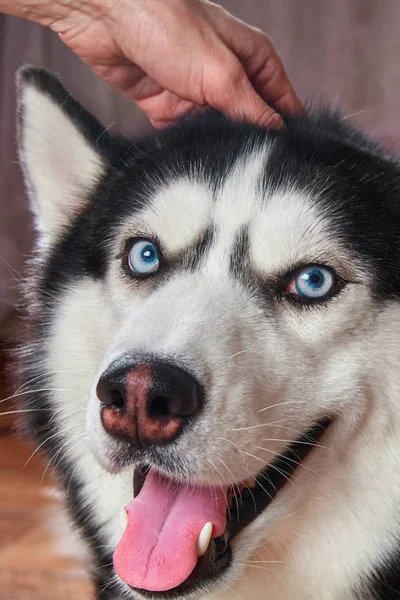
[120,508,128,535]
[197,522,213,557]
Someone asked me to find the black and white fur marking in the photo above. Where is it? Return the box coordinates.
[15,67,400,599]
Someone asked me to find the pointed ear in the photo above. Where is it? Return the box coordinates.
[17,67,108,240]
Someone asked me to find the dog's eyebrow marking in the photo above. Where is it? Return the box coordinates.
[230,225,249,277]
[249,191,335,275]
[138,179,212,254]
[182,227,215,271]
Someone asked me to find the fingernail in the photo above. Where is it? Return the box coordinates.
[267,114,284,129]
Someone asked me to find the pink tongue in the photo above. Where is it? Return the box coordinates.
[113,469,227,592]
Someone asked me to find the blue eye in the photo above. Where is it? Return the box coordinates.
[128,239,160,276]
[287,266,336,299]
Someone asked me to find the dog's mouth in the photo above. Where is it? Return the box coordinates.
[114,418,330,598]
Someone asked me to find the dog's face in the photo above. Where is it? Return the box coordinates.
[17,69,400,599]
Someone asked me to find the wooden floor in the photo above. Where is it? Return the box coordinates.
[0,325,95,599]
[0,432,95,599]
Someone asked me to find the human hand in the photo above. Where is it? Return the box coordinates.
[48,0,303,128]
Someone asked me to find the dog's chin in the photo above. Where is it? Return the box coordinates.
[110,418,331,600]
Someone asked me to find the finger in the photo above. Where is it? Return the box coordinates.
[135,91,201,124]
[92,62,201,123]
[206,4,303,116]
[245,49,303,116]
[150,119,176,129]
[203,55,284,129]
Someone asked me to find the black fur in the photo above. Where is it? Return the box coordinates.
[357,550,400,599]
[230,226,250,277]
[182,227,215,271]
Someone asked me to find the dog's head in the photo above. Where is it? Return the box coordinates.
[16,68,400,599]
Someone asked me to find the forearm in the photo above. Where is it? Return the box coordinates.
[0,0,59,24]
[0,0,104,29]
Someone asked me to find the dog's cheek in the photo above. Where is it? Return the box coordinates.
[46,278,115,452]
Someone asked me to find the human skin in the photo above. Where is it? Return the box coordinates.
[1,0,303,127]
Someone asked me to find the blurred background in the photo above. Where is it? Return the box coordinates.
[0,0,399,598]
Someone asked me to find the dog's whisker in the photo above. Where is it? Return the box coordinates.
[239,450,305,503]
[227,349,249,361]
[238,562,274,572]
[223,583,245,600]
[94,574,117,600]
[207,458,232,520]
[244,559,283,563]
[0,386,80,404]
[251,445,329,482]
[259,422,330,441]
[93,561,115,571]
[0,408,49,416]
[46,432,88,481]
[218,436,248,467]
[230,419,288,432]
[267,463,305,502]
[256,468,278,495]
[239,539,270,552]
[215,456,241,523]
[257,399,309,414]
[254,474,276,503]
[258,437,331,451]
[48,403,86,423]
[0,255,26,283]
[21,420,86,472]
[66,463,80,494]
[233,453,276,504]
[334,109,364,123]
[13,370,83,393]
[215,453,259,515]
[271,505,306,522]
[41,429,88,482]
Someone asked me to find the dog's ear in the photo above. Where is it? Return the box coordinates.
[17,67,109,241]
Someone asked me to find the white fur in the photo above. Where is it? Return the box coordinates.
[140,179,212,253]
[19,86,104,239]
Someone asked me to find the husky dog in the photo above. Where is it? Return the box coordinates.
[15,66,400,600]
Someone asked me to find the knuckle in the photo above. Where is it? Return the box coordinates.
[210,61,244,100]
[266,55,286,83]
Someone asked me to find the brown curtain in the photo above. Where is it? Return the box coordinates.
[1,0,400,319]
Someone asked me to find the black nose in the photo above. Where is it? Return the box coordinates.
[96,357,202,448]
